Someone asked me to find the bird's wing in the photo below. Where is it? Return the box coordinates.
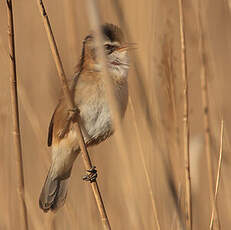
[47,71,81,147]
[47,110,54,147]
[47,101,62,147]
[47,98,73,146]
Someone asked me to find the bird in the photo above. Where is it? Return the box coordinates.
[39,23,131,212]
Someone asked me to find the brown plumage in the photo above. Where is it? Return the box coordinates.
[39,23,130,212]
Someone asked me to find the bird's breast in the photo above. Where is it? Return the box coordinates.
[79,95,111,143]
[78,80,128,145]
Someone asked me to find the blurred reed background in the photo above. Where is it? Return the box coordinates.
[1,0,231,229]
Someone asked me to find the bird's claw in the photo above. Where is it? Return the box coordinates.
[82,166,97,183]
[68,106,81,122]
[68,106,80,113]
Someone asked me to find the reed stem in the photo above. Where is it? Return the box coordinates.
[129,99,161,230]
[209,120,223,229]
[197,3,221,229]
[86,0,122,134]
[177,0,192,229]
[5,0,28,229]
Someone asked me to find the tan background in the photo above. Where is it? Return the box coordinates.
[1,0,231,229]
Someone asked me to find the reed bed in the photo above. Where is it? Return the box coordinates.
[1,0,231,229]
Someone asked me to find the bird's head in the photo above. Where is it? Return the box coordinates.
[80,24,133,79]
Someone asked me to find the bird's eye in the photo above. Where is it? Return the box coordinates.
[105,44,112,50]
[104,44,116,54]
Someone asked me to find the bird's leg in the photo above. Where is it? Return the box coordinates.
[82,166,98,183]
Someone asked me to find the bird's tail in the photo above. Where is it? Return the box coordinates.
[39,167,70,212]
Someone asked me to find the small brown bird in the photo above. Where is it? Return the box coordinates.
[39,24,130,212]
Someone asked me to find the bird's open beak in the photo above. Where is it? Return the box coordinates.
[116,43,137,52]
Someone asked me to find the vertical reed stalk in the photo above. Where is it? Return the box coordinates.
[177,0,192,229]
[36,1,111,229]
[86,0,123,135]
[129,99,161,230]
[111,0,156,134]
[209,120,223,229]
[197,3,221,229]
[5,1,28,229]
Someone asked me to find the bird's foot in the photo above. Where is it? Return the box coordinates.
[68,106,81,122]
[82,166,97,183]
